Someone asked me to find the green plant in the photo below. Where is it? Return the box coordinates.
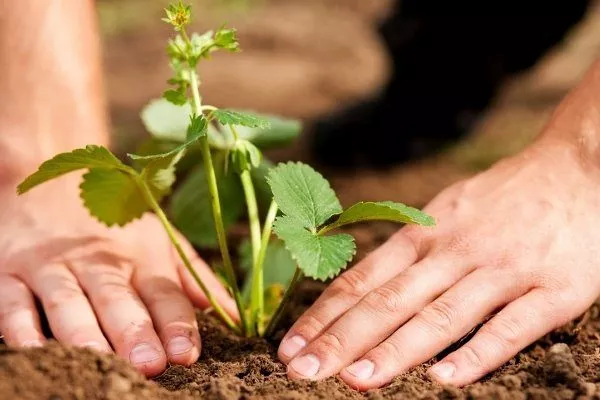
[16,1,435,338]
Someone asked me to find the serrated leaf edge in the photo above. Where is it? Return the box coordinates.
[78,169,147,228]
[267,161,342,230]
[273,216,357,282]
[16,145,135,195]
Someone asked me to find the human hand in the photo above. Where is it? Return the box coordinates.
[277,138,600,389]
[0,175,237,377]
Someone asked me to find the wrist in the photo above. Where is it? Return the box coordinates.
[0,125,110,190]
[537,59,600,171]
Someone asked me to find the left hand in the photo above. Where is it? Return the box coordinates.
[276,138,600,389]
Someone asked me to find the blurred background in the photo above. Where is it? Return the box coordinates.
[98,0,600,207]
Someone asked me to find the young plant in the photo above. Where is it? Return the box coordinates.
[16,1,435,339]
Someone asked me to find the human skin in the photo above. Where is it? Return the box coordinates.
[277,61,600,389]
[0,0,237,377]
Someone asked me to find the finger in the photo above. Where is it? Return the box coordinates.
[72,260,167,377]
[21,263,111,352]
[428,288,578,387]
[286,254,471,379]
[0,274,45,347]
[279,231,420,361]
[134,261,201,367]
[175,235,239,320]
[338,267,527,390]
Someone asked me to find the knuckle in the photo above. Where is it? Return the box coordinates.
[458,344,485,370]
[481,314,524,350]
[393,228,423,253]
[416,299,458,338]
[142,282,186,309]
[117,320,154,346]
[0,300,28,321]
[371,340,404,364]
[363,284,406,315]
[44,287,84,312]
[294,314,326,339]
[329,269,370,300]
[63,325,102,345]
[444,234,475,256]
[314,331,347,357]
[94,282,138,309]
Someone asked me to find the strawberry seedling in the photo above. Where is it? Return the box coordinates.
[17,1,435,338]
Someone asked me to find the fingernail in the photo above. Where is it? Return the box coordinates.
[167,336,193,356]
[129,343,161,365]
[429,361,456,381]
[345,359,375,380]
[280,335,307,358]
[22,340,43,348]
[289,354,320,377]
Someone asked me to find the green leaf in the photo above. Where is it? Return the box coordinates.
[128,114,207,161]
[186,114,208,139]
[169,166,244,247]
[322,201,436,232]
[273,216,355,281]
[223,114,301,149]
[189,31,215,60]
[17,145,131,194]
[246,116,302,149]
[141,151,184,200]
[240,238,297,301]
[79,169,148,227]
[213,110,271,129]
[163,89,188,106]
[140,98,192,142]
[229,140,262,173]
[268,162,342,229]
[213,27,240,52]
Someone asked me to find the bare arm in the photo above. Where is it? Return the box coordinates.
[540,59,600,165]
[0,1,237,378]
[0,0,108,180]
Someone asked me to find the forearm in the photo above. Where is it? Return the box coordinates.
[0,0,108,180]
[538,59,600,167]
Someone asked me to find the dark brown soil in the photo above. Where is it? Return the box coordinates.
[2,274,600,400]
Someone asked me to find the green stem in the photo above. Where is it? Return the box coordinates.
[137,179,240,334]
[264,267,303,338]
[317,224,334,236]
[189,69,247,334]
[240,170,262,335]
[255,201,278,335]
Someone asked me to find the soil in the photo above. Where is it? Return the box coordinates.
[2,281,600,400]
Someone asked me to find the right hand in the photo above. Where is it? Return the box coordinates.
[0,174,237,377]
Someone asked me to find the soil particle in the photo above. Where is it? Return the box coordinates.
[544,343,581,388]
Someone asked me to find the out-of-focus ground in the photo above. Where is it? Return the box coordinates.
[99,0,600,207]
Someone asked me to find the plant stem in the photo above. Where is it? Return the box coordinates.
[240,170,262,334]
[137,178,240,334]
[264,267,303,338]
[255,201,278,335]
[189,69,247,334]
